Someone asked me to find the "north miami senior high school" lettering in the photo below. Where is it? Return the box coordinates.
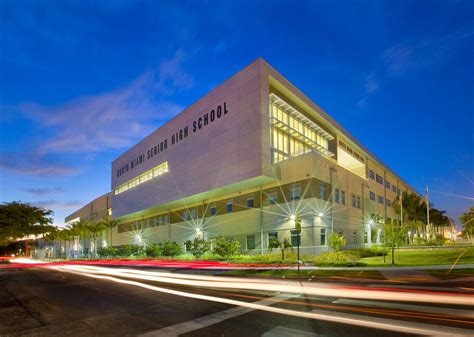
[116,102,229,178]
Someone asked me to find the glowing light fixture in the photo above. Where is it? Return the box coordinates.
[318,213,324,217]
[289,214,296,221]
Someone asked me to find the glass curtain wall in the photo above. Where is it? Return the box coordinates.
[270,94,333,163]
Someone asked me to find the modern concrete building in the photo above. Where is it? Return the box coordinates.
[66,58,416,255]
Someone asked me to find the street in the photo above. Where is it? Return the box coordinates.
[1,265,473,336]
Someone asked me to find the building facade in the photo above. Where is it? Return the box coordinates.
[66,58,416,255]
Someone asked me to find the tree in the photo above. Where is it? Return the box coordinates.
[87,221,107,257]
[460,206,474,240]
[392,192,426,224]
[328,232,346,260]
[68,220,91,257]
[212,236,241,259]
[268,238,292,261]
[384,222,409,264]
[0,201,54,246]
[185,238,211,260]
[100,216,120,247]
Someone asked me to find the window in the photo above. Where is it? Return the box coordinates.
[378,195,384,204]
[290,183,301,201]
[386,199,391,207]
[270,94,332,163]
[369,170,375,180]
[226,200,233,213]
[356,196,361,209]
[291,230,300,246]
[268,191,277,205]
[341,191,346,205]
[162,215,169,224]
[335,188,340,203]
[210,204,217,216]
[246,197,255,208]
[376,174,383,185]
[392,185,396,193]
[246,235,256,250]
[268,232,278,246]
[182,210,188,221]
[189,208,196,220]
[370,191,375,201]
[320,228,327,246]
[397,188,401,196]
[385,180,391,189]
[351,194,357,208]
[319,182,326,199]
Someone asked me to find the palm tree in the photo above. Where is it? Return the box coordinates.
[68,220,90,257]
[100,216,120,247]
[392,191,426,225]
[87,221,107,257]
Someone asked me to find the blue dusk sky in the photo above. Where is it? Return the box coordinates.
[0,0,473,227]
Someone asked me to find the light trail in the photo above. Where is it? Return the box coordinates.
[49,265,473,336]
[49,264,474,306]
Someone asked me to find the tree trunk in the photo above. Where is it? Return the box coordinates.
[391,245,395,264]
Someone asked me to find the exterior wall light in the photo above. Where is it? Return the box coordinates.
[289,214,296,221]
[318,213,324,217]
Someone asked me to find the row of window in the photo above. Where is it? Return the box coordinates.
[369,169,401,195]
[369,192,392,206]
[334,188,346,205]
[246,228,328,250]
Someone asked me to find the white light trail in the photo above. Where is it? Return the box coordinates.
[51,265,474,306]
[50,265,473,337]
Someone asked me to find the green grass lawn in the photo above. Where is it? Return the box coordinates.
[224,269,384,279]
[360,247,474,266]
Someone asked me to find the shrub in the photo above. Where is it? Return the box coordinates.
[162,240,181,257]
[354,248,385,258]
[185,238,211,260]
[212,236,241,259]
[145,243,163,257]
[117,245,132,257]
[129,245,146,257]
[97,247,118,258]
[328,233,346,260]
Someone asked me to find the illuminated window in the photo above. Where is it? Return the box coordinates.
[114,161,168,195]
[269,94,334,163]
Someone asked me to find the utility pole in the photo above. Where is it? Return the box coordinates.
[426,185,430,236]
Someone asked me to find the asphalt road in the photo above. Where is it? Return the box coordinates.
[0,266,473,337]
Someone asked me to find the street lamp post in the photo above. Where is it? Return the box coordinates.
[294,215,302,276]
